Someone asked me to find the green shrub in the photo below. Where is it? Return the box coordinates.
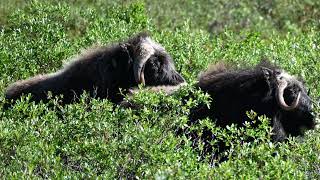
[0,0,319,179]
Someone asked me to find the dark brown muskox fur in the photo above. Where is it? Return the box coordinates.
[4,33,185,107]
[189,61,316,145]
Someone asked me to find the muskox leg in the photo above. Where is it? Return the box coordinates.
[271,113,287,142]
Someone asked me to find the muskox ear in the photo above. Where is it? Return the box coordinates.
[261,67,273,80]
[119,43,134,70]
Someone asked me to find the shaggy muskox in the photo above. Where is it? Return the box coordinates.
[190,61,316,142]
[4,33,185,106]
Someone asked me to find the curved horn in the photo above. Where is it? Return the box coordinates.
[133,56,147,85]
[133,39,155,85]
[276,79,301,111]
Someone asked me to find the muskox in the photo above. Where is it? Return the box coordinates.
[189,61,316,143]
[4,33,185,106]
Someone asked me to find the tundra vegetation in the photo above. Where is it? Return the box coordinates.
[0,0,319,179]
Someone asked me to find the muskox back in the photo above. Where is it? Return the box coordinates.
[191,61,316,141]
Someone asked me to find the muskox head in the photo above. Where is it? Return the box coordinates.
[262,66,316,139]
[193,61,316,141]
[126,33,185,87]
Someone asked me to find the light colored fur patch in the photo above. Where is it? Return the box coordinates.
[129,82,187,95]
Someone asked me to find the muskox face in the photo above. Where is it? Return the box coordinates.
[266,69,316,137]
[256,66,316,139]
[143,52,185,86]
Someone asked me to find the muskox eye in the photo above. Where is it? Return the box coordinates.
[277,76,283,81]
[275,70,281,75]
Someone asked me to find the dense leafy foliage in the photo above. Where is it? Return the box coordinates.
[0,0,319,178]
